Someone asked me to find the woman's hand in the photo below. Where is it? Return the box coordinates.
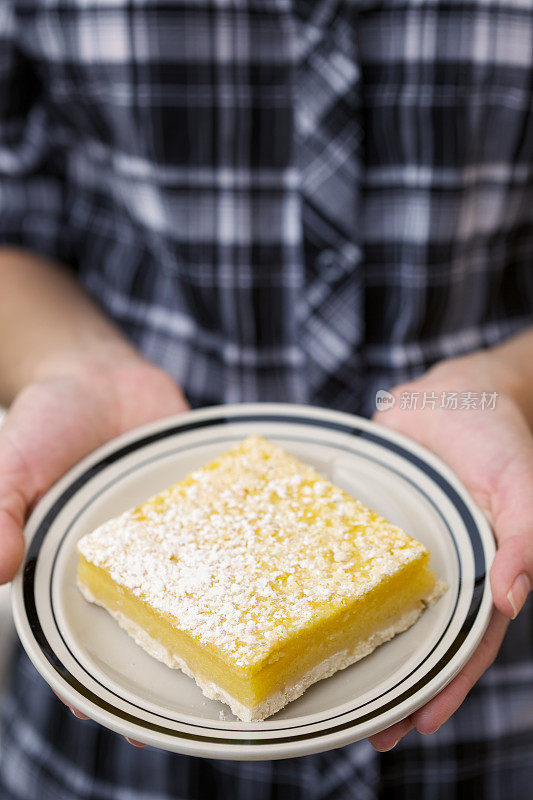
[0,351,189,743]
[368,351,533,751]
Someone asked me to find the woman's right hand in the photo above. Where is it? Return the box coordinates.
[0,351,189,740]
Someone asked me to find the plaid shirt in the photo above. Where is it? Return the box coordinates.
[1,0,532,798]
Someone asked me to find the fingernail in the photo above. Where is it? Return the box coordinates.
[70,708,87,720]
[373,736,400,753]
[507,573,531,619]
[125,737,145,747]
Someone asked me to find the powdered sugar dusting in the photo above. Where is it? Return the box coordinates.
[77,435,427,670]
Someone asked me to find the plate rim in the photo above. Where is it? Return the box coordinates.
[11,402,495,759]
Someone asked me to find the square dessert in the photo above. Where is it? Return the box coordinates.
[77,434,446,721]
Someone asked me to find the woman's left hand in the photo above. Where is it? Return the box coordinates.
[368,350,533,751]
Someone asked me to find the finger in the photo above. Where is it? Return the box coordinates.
[0,478,26,583]
[368,716,414,752]
[410,610,508,735]
[0,419,38,583]
[125,737,146,747]
[71,708,90,720]
[489,453,533,618]
[52,690,90,720]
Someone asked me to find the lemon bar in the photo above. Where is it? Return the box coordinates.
[77,434,446,721]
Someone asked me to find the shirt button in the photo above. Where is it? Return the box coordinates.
[315,250,345,281]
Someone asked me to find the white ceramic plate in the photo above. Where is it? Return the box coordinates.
[11,403,494,760]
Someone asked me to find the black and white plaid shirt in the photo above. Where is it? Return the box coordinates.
[1,1,532,798]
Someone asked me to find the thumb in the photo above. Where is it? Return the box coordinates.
[0,411,42,584]
[489,450,533,619]
[0,469,32,584]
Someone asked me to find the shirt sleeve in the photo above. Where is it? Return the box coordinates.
[0,2,70,262]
